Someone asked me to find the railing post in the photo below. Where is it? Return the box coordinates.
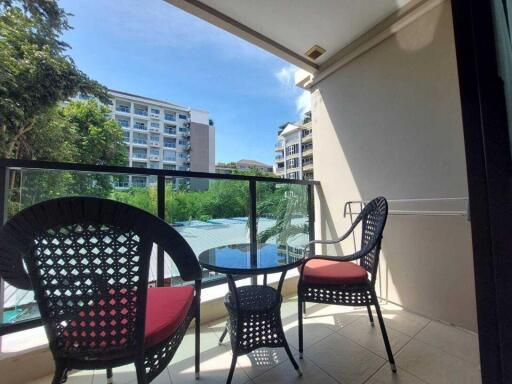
[157,175,165,287]
[249,180,257,284]
[307,184,315,242]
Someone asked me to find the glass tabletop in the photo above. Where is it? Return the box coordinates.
[198,243,304,275]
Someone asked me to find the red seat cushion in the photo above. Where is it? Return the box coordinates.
[302,259,368,285]
[145,286,194,347]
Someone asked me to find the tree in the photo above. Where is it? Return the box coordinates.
[0,0,108,158]
[13,100,127,212]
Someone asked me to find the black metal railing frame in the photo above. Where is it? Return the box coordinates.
[0,159,317,336]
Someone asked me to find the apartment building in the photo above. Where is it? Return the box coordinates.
[105,90,215,188]
[216,159,273,174]
[274,118,313,180]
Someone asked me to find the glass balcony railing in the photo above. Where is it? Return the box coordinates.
[132,152,147,159]
[0,159,316,337]
[134,109,148,116]
[116,105,130,113]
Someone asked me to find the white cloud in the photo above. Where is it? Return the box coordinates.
[296,90,311,117]
[275,65,310,119]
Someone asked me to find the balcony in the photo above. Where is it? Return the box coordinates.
[149,126,160,133]
[149,141,160,148]
[134,108,148,117]
[163,142,176,149]
[302,147,313,157]
[1,0,503,382]
[164,128,176,136]
[131,152,147,160]
[149,155,160,161]
[116,105,130,113]
[302,162,313,171]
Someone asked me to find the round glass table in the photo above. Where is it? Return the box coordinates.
[199,243,304,383]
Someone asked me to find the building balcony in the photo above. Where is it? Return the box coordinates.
[116,106,130,113]
[163,143,176,149]
[302,162,314,171]
[134,109,148,117]
[302,148,313,157]
[163,158,177,163]
[275,143,284,151]
[150,113,160,119]
[149,141,160,148]
[149,155,160,161]
[302,134,312,143]
[164,129,176,136]
[149,126,160,133]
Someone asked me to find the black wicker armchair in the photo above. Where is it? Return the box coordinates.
[297,196,396,372]
[0,197,202,384]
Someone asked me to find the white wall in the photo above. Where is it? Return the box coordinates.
[311,1,477,331]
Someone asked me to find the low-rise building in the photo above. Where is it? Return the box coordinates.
[216,159,273,174]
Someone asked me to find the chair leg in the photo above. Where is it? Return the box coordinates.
[226,353,238,384]
[106,368,113,384]
[366,305,375,326]
[372,292,396,372]
[218,324,228,345]
[195,314,201,379]
[135,360,147,384]
[51,362,67,384]
[298,296,304,359]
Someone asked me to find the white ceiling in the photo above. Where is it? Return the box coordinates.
[198,0,412,66]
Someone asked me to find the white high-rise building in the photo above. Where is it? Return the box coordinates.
[104,90,215,188]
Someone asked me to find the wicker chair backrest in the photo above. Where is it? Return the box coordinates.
[0,197,201,360]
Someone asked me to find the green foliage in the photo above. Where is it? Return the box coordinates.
[13,100,127,212]
[0,0,108,158]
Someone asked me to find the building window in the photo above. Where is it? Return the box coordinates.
[163,164,176,170]
[163,150,176,162]
[164,126,176,135]
[132,149,147,159]
[150,134,160,142]
[151,108,160,115]
[286,144,299,155]
[116,104,130,113]
[178,126,188,133]
[150,148,159,156]
[164,111,176,121]
[149,163,159,169]
[132,176,146,187]
[123,131,130,142]
[163,139,176,148]
[178,153,187,159]
[178,114,188,120]
[133,121,146,130]
[150,122,160,128]
[134,106,148,116]
[303,157,313,166]
[286,158,299,169]
[117,118,129,127]
[132,132,147,145]
[178,139,188,146]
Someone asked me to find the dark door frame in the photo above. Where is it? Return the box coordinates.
[451,1,512,383]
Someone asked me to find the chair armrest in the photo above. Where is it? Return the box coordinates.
[302,227,354,257]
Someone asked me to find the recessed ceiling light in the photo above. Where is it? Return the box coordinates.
[305,45,326,60]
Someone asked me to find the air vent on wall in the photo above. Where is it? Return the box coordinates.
[305,45,326,60]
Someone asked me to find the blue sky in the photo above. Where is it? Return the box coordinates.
[59,0,310,165]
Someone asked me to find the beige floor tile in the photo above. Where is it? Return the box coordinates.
[237,346,298,379]
[414,321,480,365]
[366,366,427,384]
[379,305,430,337]
[396,339,481,384]
[301,303,368,331]
[338,317,411,359]
[172,326,221,364]
[252,355,338,384]
[305,333,385,384]
[169,344,251,384]
[282,318,335,351]
[92,364,141,384]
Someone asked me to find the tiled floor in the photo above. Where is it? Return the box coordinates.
[28,297,481,384]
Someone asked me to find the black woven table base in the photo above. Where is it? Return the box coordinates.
[224,285,286,355]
